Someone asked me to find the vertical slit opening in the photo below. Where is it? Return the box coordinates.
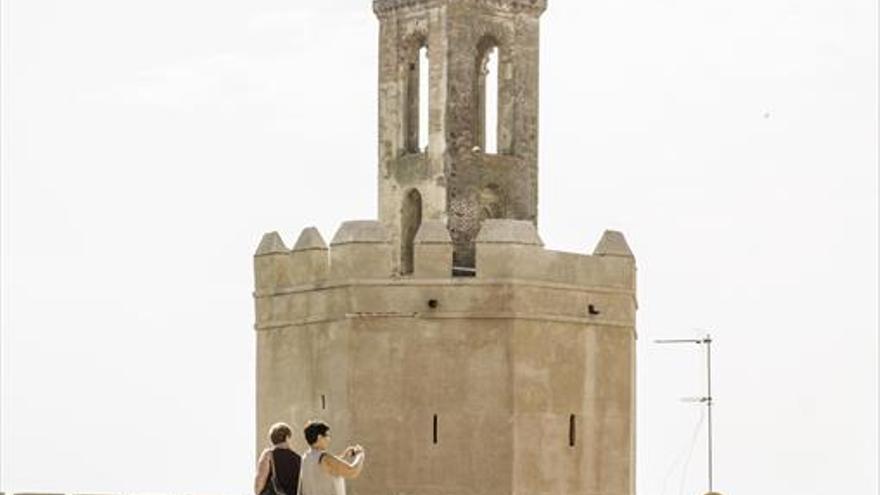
[433,414,438,444]
[484,46,498,154]
[405,42,428,154]
[321,394,326,410]
[569,414,576,447]
[418,45,429,152]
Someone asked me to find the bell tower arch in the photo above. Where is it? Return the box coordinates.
[375,0,546,270]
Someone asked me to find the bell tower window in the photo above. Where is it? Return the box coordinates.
[405,42,429,154]
[474,37,509,154]
[476,40,501,154]
[484,46,499,154]
[418,45,430,151]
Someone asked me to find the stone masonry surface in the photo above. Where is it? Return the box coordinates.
[255,2,638,495]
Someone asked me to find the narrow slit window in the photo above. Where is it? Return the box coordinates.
[321,394,326,410]
[433,414,438,444]
[484,46,499,154]
[418,45,429,152]
[406,44,429,154]
[569,414,576,447]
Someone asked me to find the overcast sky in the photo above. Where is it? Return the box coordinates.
[1,1,877,494]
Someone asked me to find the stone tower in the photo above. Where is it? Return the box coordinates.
[254,1,638,495]
[376,0,543,270]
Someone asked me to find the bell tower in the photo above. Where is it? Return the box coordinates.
[375,0,546,271]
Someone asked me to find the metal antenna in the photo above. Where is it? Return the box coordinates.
[655,333,715,494]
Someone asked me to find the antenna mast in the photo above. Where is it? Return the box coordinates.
[655,333,716,494]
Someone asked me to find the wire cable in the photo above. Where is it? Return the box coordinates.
[679,408,706,495]
[658,407,706,495]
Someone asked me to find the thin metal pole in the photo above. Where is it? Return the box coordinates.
[654,333,717,494]
[706,334,714,493]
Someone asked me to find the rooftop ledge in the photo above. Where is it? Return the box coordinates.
[254,219,635,295]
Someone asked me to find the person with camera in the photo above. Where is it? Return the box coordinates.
[299,420,366,495]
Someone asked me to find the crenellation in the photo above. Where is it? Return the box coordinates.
[594,229,635,258]
[256,219,635,297]
[593,230,637,294]
[534,249,636,290]
[474,218,542,278]
[254,231,292,291]
[289,227,329,285]
[329,221,394,280]
[413,220,453,278]
[255,231,288,255]
[292,226,328,251]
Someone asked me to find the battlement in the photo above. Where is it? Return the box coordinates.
[254,219,639,495]
[254,219,635,295]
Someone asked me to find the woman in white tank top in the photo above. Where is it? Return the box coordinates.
[299,420,366,495]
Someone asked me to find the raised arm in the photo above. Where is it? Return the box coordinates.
[253,449,271,495]
[320,449,365,479]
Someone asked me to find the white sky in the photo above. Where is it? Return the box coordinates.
[1,1,877,494]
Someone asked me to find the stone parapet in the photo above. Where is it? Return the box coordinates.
[329,221,394,280]
[254,231,292,291]
[291,227,329,283]
[413,220,454,278]
[254,219,636,299]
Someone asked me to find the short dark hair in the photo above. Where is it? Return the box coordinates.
[269,422,292,444]
[303,420,330,445]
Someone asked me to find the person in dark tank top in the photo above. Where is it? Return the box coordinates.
[254,422,302,495]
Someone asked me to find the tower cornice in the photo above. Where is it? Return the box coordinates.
[373,0,547,16]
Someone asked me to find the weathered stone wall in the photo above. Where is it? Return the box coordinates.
[376,0,545,269]
[254,220,636,495]
[256,3,637,494]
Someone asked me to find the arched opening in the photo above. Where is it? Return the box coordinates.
[405,42,429,154]
[475,39,500,154]
[484,47,499,154]
[400,189,422,275]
